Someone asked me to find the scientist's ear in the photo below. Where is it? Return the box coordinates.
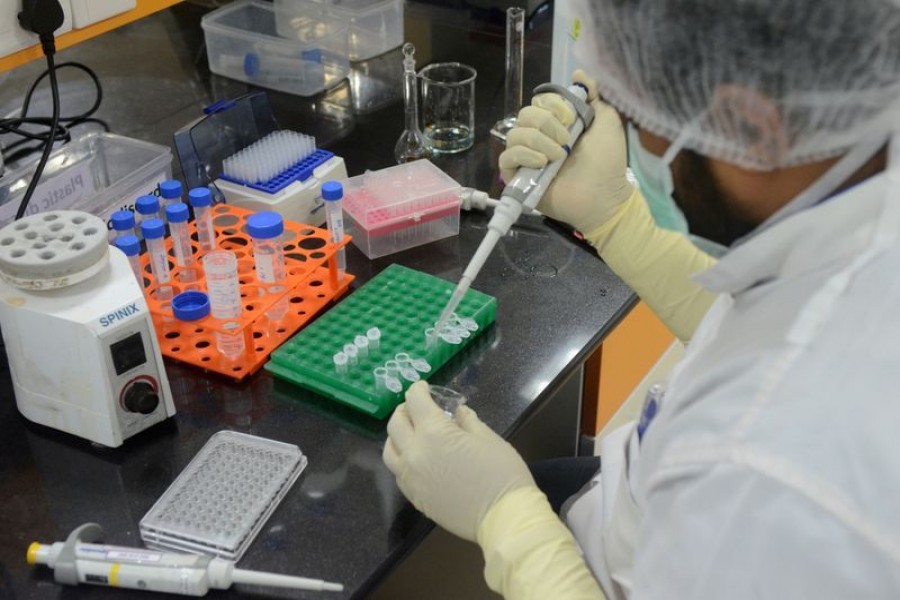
[710,84,788,169]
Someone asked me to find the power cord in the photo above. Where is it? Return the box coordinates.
[5,0,65,219]
[1,61,108,164]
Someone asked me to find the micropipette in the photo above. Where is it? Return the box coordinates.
[428,83,595,347]
[28,523,344,596]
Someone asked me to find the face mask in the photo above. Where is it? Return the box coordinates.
[626,123,689,234]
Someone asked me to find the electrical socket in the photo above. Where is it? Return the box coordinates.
[0,0,73,59]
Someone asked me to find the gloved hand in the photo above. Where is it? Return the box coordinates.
[383,381,536,542]
[498,70,634,235]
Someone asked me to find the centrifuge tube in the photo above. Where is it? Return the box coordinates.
[218,321,245,358]
[135,194,161,237]
[159,180,183,220]
[354,335,369,358]
[343,343,359,366]
[491,7,525,141]
[114,234,143,286]
[384,359,400,380]
[367,327,381,351]
[247,212,286,285]
[189,187,216,252]
[166,203,198,283]
[321,181,346,281]
[111,210,136,240]
[373,367,389,392]
[141,218,173,301]
[410,357,432,374]
[203,250,245,358]
[394,43,432,164]
[334,352,349,375]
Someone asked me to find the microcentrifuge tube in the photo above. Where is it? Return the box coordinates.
[354,335,369,358]
[399,366,420,383]
[384,360,400,379]
[394,43,432,164]
[385,376,403,394]
[410,358,432,374]
[141,218,173,301]
[460,317,478,332]
[344,343,359,366]
[166,203,198,283]
[367,327,381,351]
[189,187,216,253]
[373,367,389,393]
[334,352,349,375]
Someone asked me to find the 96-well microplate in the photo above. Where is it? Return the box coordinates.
[139,431,307,561]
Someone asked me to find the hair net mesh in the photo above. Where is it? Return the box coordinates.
[586,0,900,170]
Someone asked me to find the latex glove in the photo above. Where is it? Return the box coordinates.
[383,381,535,542]
[498,70,633,233]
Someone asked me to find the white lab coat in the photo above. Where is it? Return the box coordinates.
[566,167,900,598]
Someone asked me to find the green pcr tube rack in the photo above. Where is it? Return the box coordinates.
[266,264,497,418]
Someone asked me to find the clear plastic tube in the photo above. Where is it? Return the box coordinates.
[167,204,198,283]
[367,327,381,351]
[203,251,245,358]
[114,234,143,287]
[189,188,216,253]
[334,352,349,374]
[142,218,173,301]
[354,335,369,358]
[491,7,526,141]
[343,343,359,366]
[322,181,346,281]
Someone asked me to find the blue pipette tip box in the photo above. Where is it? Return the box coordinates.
[219,148,335,194]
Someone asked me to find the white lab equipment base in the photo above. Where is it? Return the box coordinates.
[217,155,347,227]
[0,212,174,447]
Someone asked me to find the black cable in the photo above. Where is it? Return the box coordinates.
[0,62,106,161]
[15,52,61,220]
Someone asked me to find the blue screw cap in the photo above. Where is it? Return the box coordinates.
[172,291,210,322]
[189,187,212,208]
[166,202,190,223]
[321,181,344,201]
[141,218,166,240]
[135,195,160,215]
[246,211,284,239]
[111,210,135,231]
[159,180,183,200]
[114,234,141,257]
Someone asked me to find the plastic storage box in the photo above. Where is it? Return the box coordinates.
[275,0,403,62]
[202,0,350,97]
[0,132,172,231]
[341,160,461,259]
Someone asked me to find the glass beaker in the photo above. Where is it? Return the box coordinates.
[419,62,477,154]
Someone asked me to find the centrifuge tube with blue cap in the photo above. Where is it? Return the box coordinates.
[166,203,198,284]
[247,211,287,320]
[321,180,346,281]
[141,218,173,301]
[114,234,143,286]
[189,187,216,252]
[110,210,135,240]
[135,194,161,236]
[159,180,183,221]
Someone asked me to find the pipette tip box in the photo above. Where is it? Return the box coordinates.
[266,264,496,419]
[139,431,307,562]
[341,160,461,259]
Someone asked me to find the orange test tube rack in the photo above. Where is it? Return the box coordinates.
[138,204,353,380]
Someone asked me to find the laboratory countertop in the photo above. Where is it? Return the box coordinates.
[0,3,636,599]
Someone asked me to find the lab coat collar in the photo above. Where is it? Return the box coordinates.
[694,172,889,295]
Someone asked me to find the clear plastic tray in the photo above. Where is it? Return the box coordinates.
[341,160,461,259]
[139,431,307,561]
[202,0,350,97]
[275,0,404,61]
[0,132,172,231]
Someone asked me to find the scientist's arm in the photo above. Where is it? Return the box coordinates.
[384,382,607,600]
[500,72,716,343]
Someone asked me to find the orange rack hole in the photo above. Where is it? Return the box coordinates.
[138,204,354,380]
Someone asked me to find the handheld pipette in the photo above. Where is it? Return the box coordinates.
[28,523,344,596]
[428,83,595,347]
